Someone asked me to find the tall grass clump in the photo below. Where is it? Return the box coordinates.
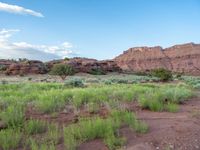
[25,119,47,135]
[29,139,56,150]
[0,129,22,150]
[64,117,122,150]
[0,104,25,128]
[138,84,193,112]
[64,111,147,150]
[45,124,60,144]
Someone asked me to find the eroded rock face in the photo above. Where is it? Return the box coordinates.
[47,57,121,73]
[115,43,200,75]
[5,60,48,75]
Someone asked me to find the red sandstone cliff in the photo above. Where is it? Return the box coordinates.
[114,43,200,75]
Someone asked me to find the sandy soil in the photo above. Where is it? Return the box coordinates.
[75,98,200,150]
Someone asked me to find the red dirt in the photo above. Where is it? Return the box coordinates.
[73,98,200,150]
[121,98,200,150]
[25,105,110,125]
[78,139,109,150]
[23,97,200,150]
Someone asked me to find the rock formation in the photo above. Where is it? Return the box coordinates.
[115,43,200,75]
[47,57,121,73]
[2,60,48,75]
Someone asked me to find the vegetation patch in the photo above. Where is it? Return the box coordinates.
[64,111,147,150]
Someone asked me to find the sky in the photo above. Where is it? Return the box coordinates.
[0,0,200,61]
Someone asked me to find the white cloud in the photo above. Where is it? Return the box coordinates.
[0,2,44,17]
[0,29,78,61]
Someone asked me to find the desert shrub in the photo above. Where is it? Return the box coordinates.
[193,83,200,89]
[50,64,75,80]
[0,65,7,71]
[103,79,113,85]
[181,76,200,89]
[0,104,25,128]
[88,68,106,75]
[175,73,182,79]
[25,119,47,135]
[134,71,148,76]
[85,78,100,83]
[151,68,172,81]
[0,129,22,150]
[64,57,70,61]
[64,78,85,87]
[1,80,8,85]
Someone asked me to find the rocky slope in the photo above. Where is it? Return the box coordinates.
[47,57,121,73]
[115,43,200,75]
[0,58,121,75]
[1,60,48,75]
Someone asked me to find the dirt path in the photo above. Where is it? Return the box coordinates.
[122,98,200,150]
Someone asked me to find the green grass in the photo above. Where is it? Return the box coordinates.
[0,104,25,128]
[0,80,194,149]
[24,119,47,135]
[0,128,22,150]
[45,124,60,144]
[29,139,56,150]
[64,111,147,150]
[138,84,193,111]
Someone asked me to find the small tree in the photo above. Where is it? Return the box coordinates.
[151,68,172,81]
[50,64,75,80]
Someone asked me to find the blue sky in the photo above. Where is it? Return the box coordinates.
[0,0,200,61]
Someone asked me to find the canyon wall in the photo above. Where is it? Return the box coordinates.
[114,43,200,75]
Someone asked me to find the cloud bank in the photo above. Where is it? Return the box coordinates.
[0,2,44,17]
[0,29,77,61]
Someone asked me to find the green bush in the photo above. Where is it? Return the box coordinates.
[0,65,7,71]
[151,68,172,81]
[50,64,75,80]
[64,78,85,87]
[88,68,106,75]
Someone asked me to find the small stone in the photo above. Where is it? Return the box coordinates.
[195,145,199,149]
[169,144,174,149]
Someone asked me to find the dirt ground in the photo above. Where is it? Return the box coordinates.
[76,97,200,150]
